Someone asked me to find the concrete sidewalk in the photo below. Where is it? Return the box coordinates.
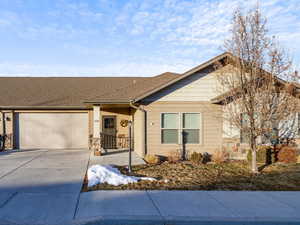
[1,190,300,225]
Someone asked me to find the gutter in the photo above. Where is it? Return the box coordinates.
[129,100,145,112]
[83,101,130,104]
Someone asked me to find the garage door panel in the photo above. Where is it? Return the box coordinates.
[17,113,88,149]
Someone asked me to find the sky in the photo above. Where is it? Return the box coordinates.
[0,0,299,77]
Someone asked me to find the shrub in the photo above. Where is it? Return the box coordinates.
[277,146,297,164]
[247,145,275,164]
[202,152,212,163]
[212,149,229,163]
[144,154,161,164]
[167,150,181,163]
[189,152,203,164]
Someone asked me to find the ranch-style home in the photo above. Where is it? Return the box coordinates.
[0,52,299,157]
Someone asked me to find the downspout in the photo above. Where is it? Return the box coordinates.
[129,101,146,157]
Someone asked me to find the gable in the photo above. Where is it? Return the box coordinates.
[143,66,226,102]
[134,52,230,102]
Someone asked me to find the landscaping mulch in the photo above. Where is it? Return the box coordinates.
[81,161,300,192]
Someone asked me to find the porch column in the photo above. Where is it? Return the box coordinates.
[93,105,101,138]
[92,105,101,155]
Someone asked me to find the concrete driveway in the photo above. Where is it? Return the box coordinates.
[0,149,90,224]
[2,150,299,225]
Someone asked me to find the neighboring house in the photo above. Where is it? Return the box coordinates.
[0,52,298,156]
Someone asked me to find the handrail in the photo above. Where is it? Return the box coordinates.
[100,132,131,149]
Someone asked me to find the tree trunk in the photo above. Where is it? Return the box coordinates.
[251,149,258,173]
[250,136,258,173]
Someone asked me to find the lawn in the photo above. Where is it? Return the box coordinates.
[82,161,300,192]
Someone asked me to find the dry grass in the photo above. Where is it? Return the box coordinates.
[212,149,229,163]
[82,161,300,192]
[144,154,161,164]
[166,150,181,163]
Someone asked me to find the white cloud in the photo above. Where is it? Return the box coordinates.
[111,0,300,67]
[114,0,300,49]
[0,0,299,76]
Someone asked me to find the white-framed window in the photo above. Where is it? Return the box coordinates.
[161,113,179,144]
[182,113,200,144]
[161,113,201,144]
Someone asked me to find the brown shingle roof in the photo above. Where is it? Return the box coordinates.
[0,72,180,108]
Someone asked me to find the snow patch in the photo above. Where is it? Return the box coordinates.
[87,164,156,187]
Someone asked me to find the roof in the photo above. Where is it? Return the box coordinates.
[0,72,180,108]
[84,72,180,103]
[0,52,237,109]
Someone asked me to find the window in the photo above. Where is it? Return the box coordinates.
[161,113,179,144]
[104,117,115,129]
[161,113,200,144]
[183,113,200,144]
[240,113,249,143]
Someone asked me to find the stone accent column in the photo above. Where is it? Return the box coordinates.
[92,105,101,155]
[93,105,101,138]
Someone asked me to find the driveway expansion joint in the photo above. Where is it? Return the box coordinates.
[73,151,91,220]
[0,150,48,180]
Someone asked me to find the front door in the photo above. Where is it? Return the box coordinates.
[102,116,117,148]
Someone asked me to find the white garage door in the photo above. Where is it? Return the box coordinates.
[16,113,88,149]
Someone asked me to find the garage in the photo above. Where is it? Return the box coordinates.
[15,112,89,149]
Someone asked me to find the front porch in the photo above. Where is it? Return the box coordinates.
[88,103,145,157]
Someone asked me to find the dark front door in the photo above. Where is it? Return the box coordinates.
[102,116,117,148]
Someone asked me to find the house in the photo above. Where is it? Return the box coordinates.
[0,52,298,157]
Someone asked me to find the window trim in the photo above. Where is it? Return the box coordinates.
[160,112,202,145]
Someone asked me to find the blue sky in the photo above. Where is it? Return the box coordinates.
[0,0,299,76]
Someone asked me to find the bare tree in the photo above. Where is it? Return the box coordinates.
[215,6,299,173]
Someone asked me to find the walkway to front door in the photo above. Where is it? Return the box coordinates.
[89,149,145,166]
